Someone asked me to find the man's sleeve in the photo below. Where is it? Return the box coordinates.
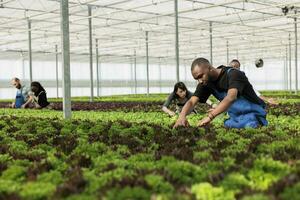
[193,84,211,103]
[228,70,247,94]
[163,92,175,107]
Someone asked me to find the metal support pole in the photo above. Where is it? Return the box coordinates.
[96,38,100,97]
[55,44,59,98]
[146,31,149,96]
[174,0,179,82]
[134,50,137,94]
[289,33,292,92]
[21,53,25,80]
[209,21,213,65]
[88,6,94,101]
[285,45,288,90]
[159,58,162,93]
[295,13,298,94]
[226,40,229,64]
[60,0,71,119]
[28,19,33,83]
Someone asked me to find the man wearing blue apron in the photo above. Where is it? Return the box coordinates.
[174,58,268,129]
[11,77,32,108]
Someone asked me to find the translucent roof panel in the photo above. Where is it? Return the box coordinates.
[0,0,300,64]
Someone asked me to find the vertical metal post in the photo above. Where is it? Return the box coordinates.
[226,40,229,64]
[295,13,298,94]
[285,45,288,90]
[146,31,149,96]
[209,21,213,65]
[175,0,179,82]
[55,44,59,98]
[60,0,71,119]
[96,38,100,97]
[159,58,162,93]
[28,19,33,83]
[289,33,292,92]
[21,53,25,80]
[88,6,94,102]
[184,60,187,82]
[134,50,137,94]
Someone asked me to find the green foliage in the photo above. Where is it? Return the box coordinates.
[144,174,174,193]
[1,165,27,182]
[280,182,300,200]
[241,194,270,200]
[105,186,151,200]
[191,182,235,200]
[20,182,56,200]
[37,170,63,185]
[247,157,290,191]
[0,93,298,199]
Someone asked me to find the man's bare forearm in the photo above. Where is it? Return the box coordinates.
[179,100,195,118]
[210,96,236,117]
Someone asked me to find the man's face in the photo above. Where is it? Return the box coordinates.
[192,65,211,86]
[176,88,186,99]
[229,61,240,70]
[11,80,21,89]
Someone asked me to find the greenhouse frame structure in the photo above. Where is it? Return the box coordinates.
[0,0,300,118]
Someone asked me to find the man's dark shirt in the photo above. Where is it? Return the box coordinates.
[193,66,265,106]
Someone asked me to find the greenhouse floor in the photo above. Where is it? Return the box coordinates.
[0,92,299,200]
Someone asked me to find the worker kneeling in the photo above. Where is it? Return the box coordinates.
[173,58,268,129]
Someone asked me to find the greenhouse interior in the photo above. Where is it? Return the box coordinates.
[0,0,300,199]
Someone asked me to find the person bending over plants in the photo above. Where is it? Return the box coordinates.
[162,82,216,117]
[10,77,33,108]
[174,58,268,129]
[30,81,50,109]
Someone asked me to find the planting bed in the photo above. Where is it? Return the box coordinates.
[0,93,299,200]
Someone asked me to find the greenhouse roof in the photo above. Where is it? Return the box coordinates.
[0,0,300,64]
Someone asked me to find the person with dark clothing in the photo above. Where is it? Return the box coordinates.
[174,58,268,129]
[162,82,215,116]
[30,82,50,109]
[162,82,195,116]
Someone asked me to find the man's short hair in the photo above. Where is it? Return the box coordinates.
[191,58,211,71]
[229,59,240,67]
[11,77,20,82]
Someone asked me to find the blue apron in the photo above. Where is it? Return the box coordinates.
[211,68,268,128]
[15,89,25,108]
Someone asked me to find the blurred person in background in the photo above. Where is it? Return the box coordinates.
[30,81,50,109]
[229,59,278,105]
[10,77,32,108]
[162,82,216,117]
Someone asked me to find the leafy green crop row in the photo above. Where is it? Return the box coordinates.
[0,112,299,199]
